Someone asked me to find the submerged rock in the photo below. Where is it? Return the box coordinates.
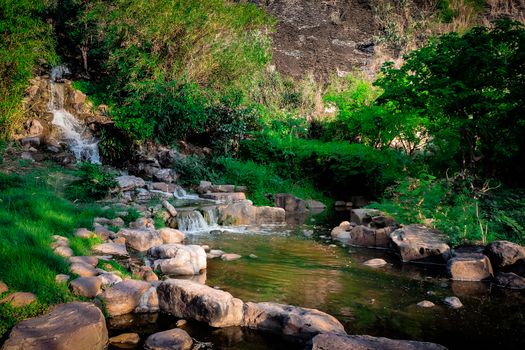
[390,225,451,263]
[158,279,244,327]
[1,302,108,350]
[242,302,346,338]
[144,328,193,350]
[311,333,448,350]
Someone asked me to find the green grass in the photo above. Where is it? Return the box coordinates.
[0,162,117,337]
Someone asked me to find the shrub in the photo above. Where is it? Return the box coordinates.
[66,163,117,201]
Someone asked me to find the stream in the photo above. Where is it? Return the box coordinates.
[109,202,525,350]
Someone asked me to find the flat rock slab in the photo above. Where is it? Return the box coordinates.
[242,302,346,338]
[201,192,246,202]
[69,256,99,267]
[1,302,108,350]
[158,279,243,327]
[116,175,145,191]
[390,225,451,263]
[99,280,152,317]
[144,328,193,350]
[70,277,102,298]
[118,228,164,252]
[93,243,129,257]
[312,334,448,350]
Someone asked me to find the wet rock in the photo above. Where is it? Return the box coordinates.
[274,193,308,213]
[1,302,108,350]
[93,242,129,257]
[99,280,152,316]
[494,272,525,290]
[201,192,246,202]
[109,333,140,348]
[0,292,37,307]
[221,253,242,261]
[242,302,346,338]
[417,300,435,308]
[158,279,244,327]
[158,228,185,244]
[135,286,159,313]
[116,175,146,191]
[119,228,164,252]
[149,244,206,276]
[311,333,447,350]
[363,258,387,267]
[447,252,493,281]
[74,228,95,239]
[55,274,70,283]
[443,296,463,309]
[484,240,525,268]
[144,328,193,350]
[70,277,103,298]
[69,256,99,267]
[390,225,451,263]
[350,209,380,225]
[162,200,178,217]
[70,262,99,277]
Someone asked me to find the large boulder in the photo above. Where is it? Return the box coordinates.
[494,272,525,290]
[311,333,448,350]
[390,225,451,263]
[118,229,164,252]
[200,192,246,202]
[98,280,153,316]
[350,209,380,225]
[447,249,493,281]
[157,279,243,327]
[70,277,103,298]
[219,200,285,226]
[158,228,185,244]
[144,328,193,350]
[1,302,108,350]
[116,175,146,191]
[331,223,390,248]
[484,240,525,268]
[256,206,286,225]
[242,302,346,338]
[274,193,308,213]
[149,244,206,275]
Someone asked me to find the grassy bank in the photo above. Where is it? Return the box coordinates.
[0,159,114,337]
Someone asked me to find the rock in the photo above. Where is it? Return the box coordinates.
[0,292,37,307]
[197,181,212,194]
[363,258,387,267]
[20,151,34,161]
[69,256,99,267]
[207,249,225,259]
[242,302,346,338]
[417,300,435,308]
[447,251,493,281]
[1,302,107,350]
[149,244,206,276]
[484,240,525,268]
[350,209,380,225]
[99,280,152,316]
[0,281,8,294]
[70,262,99,277]
[371,215,396,228]
[130,217,155,230]
[112,217,125,227]
[152,182,177,192]
[19,136,40,148]
[347,225,378,247]
[494,272,525,290]
[135,286,159,313]
[443,296,463,309]
[94,217,113,225]
[176,319,187,327]
[93,224,112,240]
[331,221,352,240]
[305,199,326,210]
[93,243,129,257]
[158,227,185,244]
[152,168,177,183]
[201,192,246,202]
[311,333,447,350]
[390,225,451,263]
[55,274,70,283]
[109,333,140,348]
[27,119,44,135]
[158,279,244,327]
[144,328,193,350]
[119,228,164,252]
[162,200,178,217]
[54,245,74,258]
[334,201,346,207]
[134,266,159,282]
[255,206,286,225]
[221,253,242,261]
[249,254,258,259]
[116,175,146,191]
[201,245,210,252]
[274,193,308,213]
[74,228,95,239]
[70,277,103,298]
[98,273,123,288]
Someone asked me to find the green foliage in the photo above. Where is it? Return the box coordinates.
[98,126,136,166]
[0,0,57,139]
[376,20,525,184]
[66,163,117,201]
[172,155,218,186]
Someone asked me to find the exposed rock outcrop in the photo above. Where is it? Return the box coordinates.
[390,225,451,263]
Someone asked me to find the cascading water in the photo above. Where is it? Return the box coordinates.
[49,65,101,164]
[202,207,219,227]
[176,210,210,232]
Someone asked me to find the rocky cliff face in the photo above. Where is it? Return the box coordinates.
[253,0,378,80]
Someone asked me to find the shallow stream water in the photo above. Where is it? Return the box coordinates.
[109,209,525,350]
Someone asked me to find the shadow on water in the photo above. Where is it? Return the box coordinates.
[109,209,525,349]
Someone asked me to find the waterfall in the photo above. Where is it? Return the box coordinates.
[173,185,201,200]
[49,65,101,164]
[202,207,219,227]
[177,210,209,232]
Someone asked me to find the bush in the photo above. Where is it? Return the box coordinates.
[172,155,218,186]
[66,163,117,201]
